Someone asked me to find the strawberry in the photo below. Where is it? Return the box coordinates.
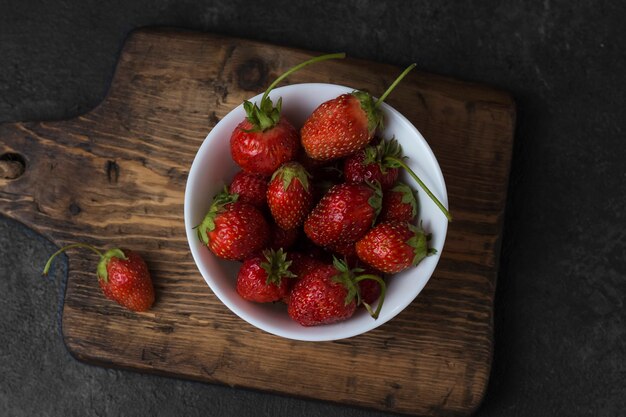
[355,221,436,274]
[357,265,385,305]
[230,53,345,176]
[269,221,300,250]
[196,188,270,260]
[282,251,327,304]
[236,249,295,303]
[300,64,416,161]
[43,244,154,312]
[287,258,386,326]
[228,170,268,210]
[304,182,382,248]
[343,138,402,189]
[379,182,418,223]
[267,162,313,230]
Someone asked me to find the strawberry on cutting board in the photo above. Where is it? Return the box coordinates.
[196,188,270,260]
[230,53,345,176]
[267,162,313,230]
[355,221,436,274]
[236,249,295,303]
[300,64,416,161]
[304,182,382,248]
[43,243,155,312]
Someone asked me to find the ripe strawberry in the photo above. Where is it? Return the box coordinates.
[228,170,268,210]
[300,64,416,161]
[230,53,345,175]
[267,162,313,230]
[43,244,155,312]
[236,249,295,303]
[282,251,327,304]
[196,188,269,260]
[355,264,385,305]
[379,182,418,223]
[327,240,358,266]
[304,182,382,247]
[288,258,386,326]
[343,138,402,189]
[269,221,300,250]
[355,221,436,274]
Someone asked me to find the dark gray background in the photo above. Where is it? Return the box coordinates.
[1,1,625,416]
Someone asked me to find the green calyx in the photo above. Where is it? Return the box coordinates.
[365,180,383,222]
[196,187,238,245]
[331,257,359,306]
[272,162,311,193]
[97,248,127,282]
[407,222,437,267]
[330,257,387,319]
[352,90,383,134]
[242,52,346,133]
[350,63,417,135]
[363,137,405,173]
[391,181,419,218]
[260,248,296,286]
[41,242,125,284]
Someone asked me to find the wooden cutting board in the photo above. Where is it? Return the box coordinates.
[0,28,515,416]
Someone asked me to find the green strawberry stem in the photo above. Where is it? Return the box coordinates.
[385,156,452,221]
[354,274,387,319]
[245,52,346,132]
[42,243,103,276]
[260,52,346,104]
[374,63,417,108]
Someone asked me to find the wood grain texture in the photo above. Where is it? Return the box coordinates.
[0,28,515,416]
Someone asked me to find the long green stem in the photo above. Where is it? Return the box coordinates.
[354,274,387,319]
[42,243,102,276]
[375,63,417,108]
[386,156,452,221]
[261,52,346,103]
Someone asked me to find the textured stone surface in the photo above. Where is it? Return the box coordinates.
[1,1,625,416]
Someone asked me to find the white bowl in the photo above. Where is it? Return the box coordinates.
[184,83,448,341]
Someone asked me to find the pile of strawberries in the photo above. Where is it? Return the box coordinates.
[197,54,450,327]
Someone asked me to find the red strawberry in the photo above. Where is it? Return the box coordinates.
[304,182,382,247]
[269,222,300,250]
[356,265,385,305]
[343,138,402,189]
[282,251,327,304]
[236,249,295,303]
[288,258,386,326]
[196,189,270,260]
[230,53,345,175]
[43,244,155,312]
[327,240,358,266]
[355,221,436,274]
[267,162,313,230]
[229,170,268,210]
[379,182,418,223]
[300,64,416,161]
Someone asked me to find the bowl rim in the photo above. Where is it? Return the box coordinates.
[184,82,449,341]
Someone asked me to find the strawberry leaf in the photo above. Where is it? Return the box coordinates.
[407,223,437,266]
[366,180,383,221]
[196,187,238,245]
[352,90,383,133]
[391,182,419,218]
[97,248,127,282]
[272,162,311,193]
[261,248,296,285]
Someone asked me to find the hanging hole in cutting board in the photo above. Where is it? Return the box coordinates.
[0,153,26,180]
